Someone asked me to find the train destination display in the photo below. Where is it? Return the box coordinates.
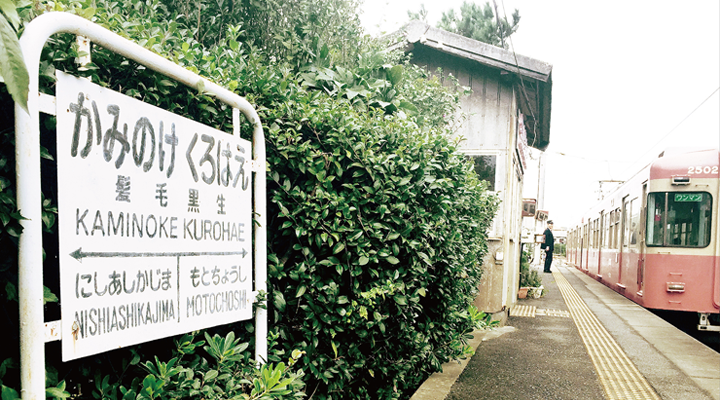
[56,71,253,360]
[674,193,703,203]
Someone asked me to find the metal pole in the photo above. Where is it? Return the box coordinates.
[16,13,268,399]
[253,111,268,364]
[534,151,546,264]
[16,13,46,399]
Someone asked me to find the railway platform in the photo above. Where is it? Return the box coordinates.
[411,260,720,400]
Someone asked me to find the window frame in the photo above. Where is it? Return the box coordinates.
[645,191,713,248]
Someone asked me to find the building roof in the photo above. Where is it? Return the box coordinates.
[388,21,553,151]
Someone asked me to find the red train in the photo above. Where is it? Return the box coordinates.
[566,148,720,331]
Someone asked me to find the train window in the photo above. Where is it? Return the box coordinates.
[605,213,610,248]
[608,211,614,248]
[623,199,631,248]
[594,219,599,247]
[614,208,621,249]
[647,194,665,246]
[601,213,608,248]
[629,198,640,246]
[646,192,713,247]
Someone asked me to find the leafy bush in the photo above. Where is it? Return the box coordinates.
[519,246,541,288]
[128,331,305,400]
[0,0,499,399]
[66,331,304,400]
[264,96,498,398]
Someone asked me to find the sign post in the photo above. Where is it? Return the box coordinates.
[15,12,266,398]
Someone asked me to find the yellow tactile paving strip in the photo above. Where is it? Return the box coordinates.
[510,305,571,318]
[510,304,536,317]
[536,308,571,318]
[554,270,661,400]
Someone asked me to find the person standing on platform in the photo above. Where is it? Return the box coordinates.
[541,220,555,273]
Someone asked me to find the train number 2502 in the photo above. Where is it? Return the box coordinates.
[688,165,719,175]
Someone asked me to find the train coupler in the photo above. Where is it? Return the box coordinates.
[697,313,720,332]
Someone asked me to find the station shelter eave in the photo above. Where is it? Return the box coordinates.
[387,20,553,151]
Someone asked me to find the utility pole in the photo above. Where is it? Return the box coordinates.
[533,151,546,265]
[597,180,624,200]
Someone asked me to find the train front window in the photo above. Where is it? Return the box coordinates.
[646,192,712,247]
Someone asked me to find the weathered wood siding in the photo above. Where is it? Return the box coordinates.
[411,45,523,315]
[410,46,516,152]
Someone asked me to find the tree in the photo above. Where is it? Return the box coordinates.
[407,4,429,23]
[437,1,520,49]
[158,0,365,68]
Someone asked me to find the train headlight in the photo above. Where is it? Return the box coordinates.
[671,175,690,185]
[666,282,685,293]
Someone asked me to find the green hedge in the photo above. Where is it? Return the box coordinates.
[264,96,498,398]
[0,1,499,399]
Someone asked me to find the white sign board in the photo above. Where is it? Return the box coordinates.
[56,71,253,361]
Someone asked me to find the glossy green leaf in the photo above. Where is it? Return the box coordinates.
[332,242,345,254]
[0,13,28,112]
[386,65,403,87]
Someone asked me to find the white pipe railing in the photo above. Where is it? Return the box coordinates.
[15,12,267,400]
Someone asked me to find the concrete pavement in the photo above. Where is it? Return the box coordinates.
[410,260,720,400]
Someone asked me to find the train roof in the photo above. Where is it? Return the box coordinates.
[573,147,719,226]
[650,148,719,180]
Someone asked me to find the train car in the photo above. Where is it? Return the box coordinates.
[567,148,720,331]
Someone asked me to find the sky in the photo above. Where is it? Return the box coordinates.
[359,0,720,228]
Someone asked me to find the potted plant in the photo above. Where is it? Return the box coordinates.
[527,286,545,298]
[518,286,530,299]
[518,247,541,299]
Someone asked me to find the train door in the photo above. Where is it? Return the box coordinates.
[580,224,590,271]
[637,183,647,293]
[621,196,641,290]
[619,196,629,285]
[579,233,584,268]
[598,211,604,277]
[715,177,720,310]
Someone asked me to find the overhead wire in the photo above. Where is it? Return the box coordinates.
[622,86,720,174]
[549,151,631,164]
[497,0,718,177]
[497,0,538,147]
[549,87,718,187]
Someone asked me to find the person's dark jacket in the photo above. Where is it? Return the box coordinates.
[542,228,554,252]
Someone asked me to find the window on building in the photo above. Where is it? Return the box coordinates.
[467,155,497,191]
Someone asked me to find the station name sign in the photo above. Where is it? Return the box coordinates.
[56,71,253,361]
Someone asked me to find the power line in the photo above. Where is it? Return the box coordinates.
[549,151,631,164]
[545,87,718,172]
[498,0,538,147]
[623,86,720,174]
